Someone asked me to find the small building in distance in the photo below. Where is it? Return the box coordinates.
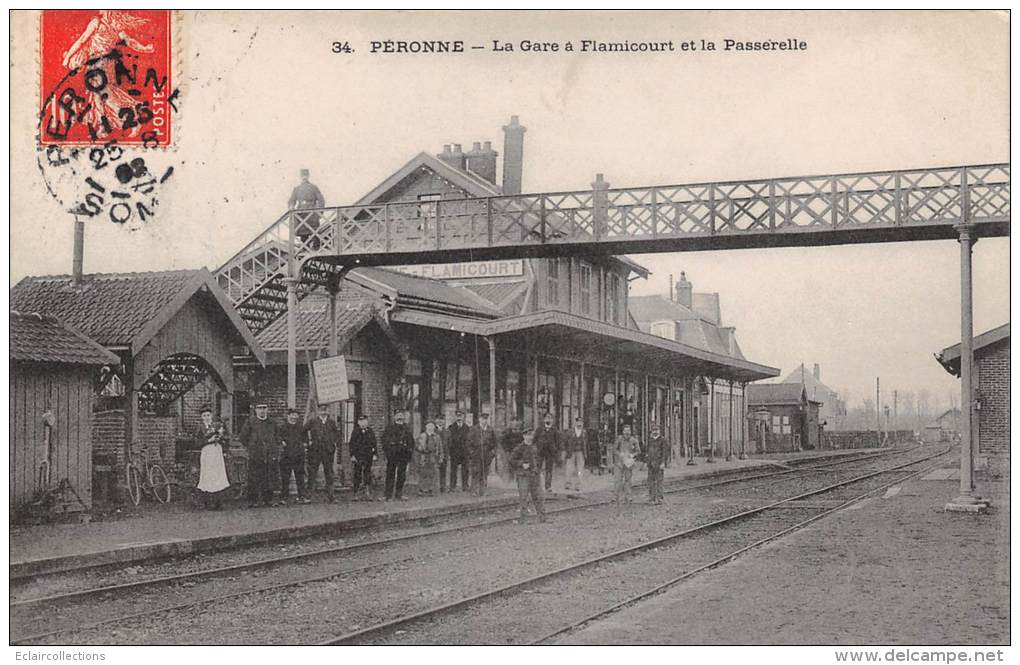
[745,383,821,452]
[923,408,961,444]
[780,363,846,431]
[10,311,119,517]
[936,323,1010,476]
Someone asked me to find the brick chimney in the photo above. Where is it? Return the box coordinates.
[813,363,820,381]
[72,220,85,286]
[438,143,466,170]
[675,271,692,308]
[466,140,498,185]
[501,115,526,195]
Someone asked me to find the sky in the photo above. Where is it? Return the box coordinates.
[9,10,1009,408]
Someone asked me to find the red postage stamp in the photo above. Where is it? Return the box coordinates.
[39,10,173,146]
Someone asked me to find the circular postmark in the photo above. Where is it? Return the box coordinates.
[37,12,181,230]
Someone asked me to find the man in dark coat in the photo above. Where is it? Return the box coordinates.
[381,410,414,501]
[446,410,470,492]
[238,402,279,507]
[509,429,546,523]
[348,413,378,501]
[467,412,497,496]
[278,408,310,505]
[645,424,667,505]
[499,419,524,484]
[534,415,561,493]
[288,168,326,249]
[305,402,339,502]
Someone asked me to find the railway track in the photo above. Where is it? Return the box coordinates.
[319,445,950,645]
[9,445,925,645]
[10,446,907,606]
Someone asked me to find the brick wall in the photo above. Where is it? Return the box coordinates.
[92,409,126,467]
[977,340,1009,456]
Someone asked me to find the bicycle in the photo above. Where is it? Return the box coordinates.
[125,452,171,506]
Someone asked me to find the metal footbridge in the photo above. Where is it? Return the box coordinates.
[216,163,1009,334]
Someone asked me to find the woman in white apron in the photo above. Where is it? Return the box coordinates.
[196,405,230,509]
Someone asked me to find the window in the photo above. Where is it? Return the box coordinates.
[547,260,560,307]
[579,262,592,315]
[650,321,676,340]
[772,415,781,432]
[417,193,441,235]
[605,272,620,323]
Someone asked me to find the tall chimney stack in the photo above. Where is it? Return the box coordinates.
[675,271,692,308]
[669,274,674,302]
[501,115,526,195]
[72,220,85,286]
[813,363,820,381]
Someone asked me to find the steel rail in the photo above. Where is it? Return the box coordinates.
[317,446,948,645]
[10,447,908,609]
[9,449,917,644]
[10,447,906,608]
[528,458,946,645]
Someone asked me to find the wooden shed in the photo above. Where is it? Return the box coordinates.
[10,311,119,514]
[10,269,265,481]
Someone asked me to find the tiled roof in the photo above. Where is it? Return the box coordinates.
[10,311,119,365]
[629,294,746,360]
[350,267,502,317]
[781,364,839,403]
[10,270,198,347]
[257,297,377,351]
[462,281,527,310]
[746,383,806,406]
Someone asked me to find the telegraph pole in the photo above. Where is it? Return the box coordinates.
[876,377,881,442]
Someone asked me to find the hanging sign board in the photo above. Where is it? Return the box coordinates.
[313,355,350,404]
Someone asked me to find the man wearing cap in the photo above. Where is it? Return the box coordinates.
[467,412,497,496]
[446,410,470,492]
[563,417,588,493]
[195,404,229,510]
[288,169,326,249]
[645,425,667,505]
[381,410,414,501]
[238,402,279,508]
[279,408,310,505]
[348,413,378,501]
[534,415,561,493]
[305,403,339,503]
[509,429,546,523]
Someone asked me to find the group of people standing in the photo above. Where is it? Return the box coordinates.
[194,400,671,513]
[232,402,342,507]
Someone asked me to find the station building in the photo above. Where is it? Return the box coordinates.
[229,117,778,474]
[936,323,1010,476]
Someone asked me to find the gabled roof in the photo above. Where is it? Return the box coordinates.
[11,269,266,364]
[747,383,807,406]
[936,323,1010,377]
[781,364,839,403]
[348,267,503,318]
[10,311,119,365]
[356,151,501,205]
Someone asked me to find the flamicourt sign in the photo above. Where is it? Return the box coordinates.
[393,259,524,280]
[313,355,350,404]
